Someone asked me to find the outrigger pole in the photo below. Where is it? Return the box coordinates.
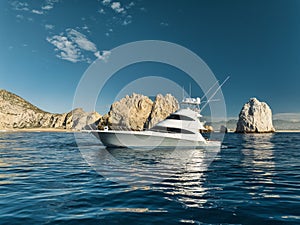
[200,76,230,112]
[200,79,220,101]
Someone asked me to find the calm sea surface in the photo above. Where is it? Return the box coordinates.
[0,132,299,225]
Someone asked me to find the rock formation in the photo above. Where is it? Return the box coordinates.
[202,125,214,133]
[236,98,275,133]
[106,93,153,130]
[147,94,179,128]
[0,89,62,129]
[99,93,179,131]
[220,125,228,133]
[65,108,101,130]
[98,113,110,130]
[0,89,101,130]
[0,89,180,131]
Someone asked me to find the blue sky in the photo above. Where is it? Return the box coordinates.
[1,0,300,118]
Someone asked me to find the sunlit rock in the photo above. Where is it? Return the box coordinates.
[236,98,275,133]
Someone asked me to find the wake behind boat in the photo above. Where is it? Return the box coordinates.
[89,97,221,149]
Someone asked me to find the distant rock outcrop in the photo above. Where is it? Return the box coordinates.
[202,125,214,133]
[147,94,179,128]
[236,98,275,133]
[65,108,101,130]
[220,125,228,133]
[106,93,153,131]
[0,89,101,130]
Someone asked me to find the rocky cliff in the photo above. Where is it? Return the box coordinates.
[147,94,179,128]
[100,93,179,131]
[104,93,153,130]
[0,89,179,131]
[236,98,275,133]
[64,108,101,130]
[0,89,101,130]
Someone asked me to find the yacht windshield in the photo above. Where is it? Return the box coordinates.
[166,114,194,121]
[150,126,195,134]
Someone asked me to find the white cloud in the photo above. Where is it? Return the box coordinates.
[81,25,91,33]
[102,0,111,5]
[47,0,59,3]
[122,15,132,26]
[43,0,59,10]
[94,50,111,62]
[11,1,29,11]
[111,2,124,13]
[47,28,109,63]
[16,14,24,20]
[67,29,97,52]
[41,0,58,11]
[47,35,81,63]
[105,28,113,37]
[127,2,135,8]
[94,51,101,58]
[45,24,55,30]
[42,5,53,10]
[32,9,44,15]
[100,1,138,28]
[11,0,58,16]
[98,8,105,14]
[160,22,169,27]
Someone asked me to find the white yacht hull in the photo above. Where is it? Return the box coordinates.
[91,130,220,149]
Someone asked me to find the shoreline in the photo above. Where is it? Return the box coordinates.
[0,128,77,133]
[1,128,300,133]
[275,130,300,133]
[226,130,300,133]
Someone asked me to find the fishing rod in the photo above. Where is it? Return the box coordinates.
[200,76,230,112]
[200,79,220,101]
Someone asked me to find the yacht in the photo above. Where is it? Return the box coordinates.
[90,97,221,149]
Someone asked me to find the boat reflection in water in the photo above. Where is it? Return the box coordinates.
[79,136,221,207]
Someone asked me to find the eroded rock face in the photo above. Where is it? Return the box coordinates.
[236,98,275,133]
[107,93,153,131]
[0,89,179,131]
[147,94,179,128]
[0,89,64,129]
[100,93,179,131]
[70,108,101,130]
[98,114,109,130]
[0,89,101,130]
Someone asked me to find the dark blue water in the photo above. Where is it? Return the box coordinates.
[0,132,299,225]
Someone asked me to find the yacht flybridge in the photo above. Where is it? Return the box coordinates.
[90,97,221,149]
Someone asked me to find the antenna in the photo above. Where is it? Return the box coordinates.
[200,76,230,112]
[182,85,185,100]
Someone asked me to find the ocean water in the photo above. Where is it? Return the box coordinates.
[0,132,299,225]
